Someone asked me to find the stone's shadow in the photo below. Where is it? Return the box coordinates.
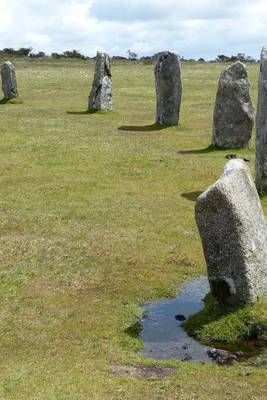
[0,97,23,105]
[118,123,168,132]
[0,98,9,105]
[181,191,203,202]
[66,110,100,115]
[66,111,90,115]
[178,145,215,155]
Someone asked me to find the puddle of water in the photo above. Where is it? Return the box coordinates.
[139,277,266,362]
[139,277,212,361]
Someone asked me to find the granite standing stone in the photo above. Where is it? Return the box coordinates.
[195,159,267,306]
[155,52,182,126]
[256,46,267,194]
[1,61,18,100]
[212,62,254,149]
[88,52,112,111]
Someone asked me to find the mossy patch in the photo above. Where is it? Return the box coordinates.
[184,294,267,344]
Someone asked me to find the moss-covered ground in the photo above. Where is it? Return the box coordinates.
[0,56,267,398]
[185,294,267,344]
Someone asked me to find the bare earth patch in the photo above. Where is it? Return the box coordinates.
[111,364,178,380]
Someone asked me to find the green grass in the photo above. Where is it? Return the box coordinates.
[0,57,267,399]
[184,294,267,344]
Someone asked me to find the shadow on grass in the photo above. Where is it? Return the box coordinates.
[181,191,203,202]
[66,108,115,115]
[0,97,23,105]
[118,123,168,132]
[66,110,90,115]
[66,109,105,115]
[0,98,10,105]
[177,145,216,155]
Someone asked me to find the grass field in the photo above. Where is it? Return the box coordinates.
[0,57,267,399]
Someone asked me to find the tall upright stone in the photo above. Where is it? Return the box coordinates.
[212,62,254,149]
[88,52,112,111]
[195,159,267,306]
[256,46,267,194]
[1,61,18,100]
[155,52,182,126]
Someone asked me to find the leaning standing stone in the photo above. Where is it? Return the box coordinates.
[88,52,112,111]
[256,46,267,194]
[155,52,182,126]
[1,61,18,100]
[212,61,254,149]
[195,159,267,306]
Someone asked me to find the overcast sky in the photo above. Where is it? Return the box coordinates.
[0,0,266,59]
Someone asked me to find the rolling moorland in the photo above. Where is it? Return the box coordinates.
[0,57,267,399]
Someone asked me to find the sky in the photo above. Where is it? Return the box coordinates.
[0,0,267,59]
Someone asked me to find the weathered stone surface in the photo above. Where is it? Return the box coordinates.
[212,61,254,149]
[256,46,267,194]
[195,159,267,306]
[155,52,182,126]
[207,349,243,365]
[1,61,18,100]
[88,52,112,111]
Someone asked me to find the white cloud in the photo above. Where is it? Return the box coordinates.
[0,0,266,58]
[23,33,51,47]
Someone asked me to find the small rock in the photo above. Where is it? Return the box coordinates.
[225,154,238,159]
[181,352,192,361]
[175,314,186,321]
[233,351,245,358]
[207,348,237,364]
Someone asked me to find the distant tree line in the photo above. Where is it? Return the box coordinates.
[0,47,33,56]
[0,47,88,59]
[130,51,258,63]
[50,50,86,59]
[126,51,258,64]
[0,48,259,63]
[214,53,256,63]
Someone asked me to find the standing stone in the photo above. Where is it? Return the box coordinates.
[256,46,267,194]
[155,52,182,126]
[195,159,267,306]
[1,61,18,100]
[212,61,254,149]
[88,52,112,111]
